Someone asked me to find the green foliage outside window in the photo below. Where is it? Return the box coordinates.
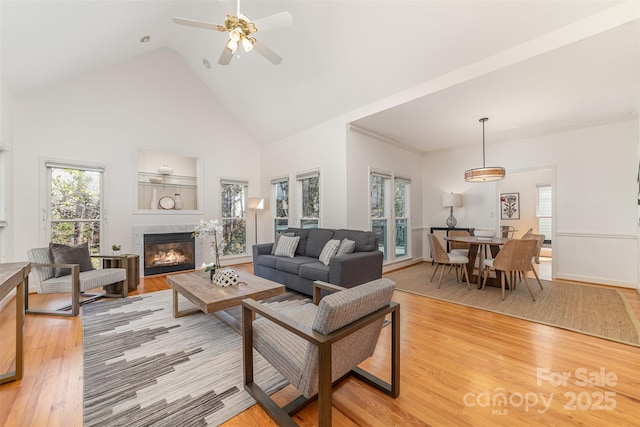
[50,168,101,254]
[221,183,247,255]
[301,176,319,218]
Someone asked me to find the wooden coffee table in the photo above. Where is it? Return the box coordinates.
[166,270,285,331]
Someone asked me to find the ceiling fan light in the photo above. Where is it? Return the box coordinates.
[229,28,241,42]
[241,36,254,52]
[226,39,238,53]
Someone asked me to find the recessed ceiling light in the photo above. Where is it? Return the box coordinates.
[140,35,151,43]
[202,59,211,69]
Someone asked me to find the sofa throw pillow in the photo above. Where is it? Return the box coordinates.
[274,235,300,258]
[49,242,94,278]
[271,232,295,255]
[336,238,356,256]
[319,239,341,265]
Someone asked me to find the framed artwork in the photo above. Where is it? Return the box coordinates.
[501,193,520,220]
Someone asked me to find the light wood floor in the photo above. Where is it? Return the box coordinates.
[1,263,639,426]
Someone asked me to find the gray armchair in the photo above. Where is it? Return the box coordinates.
[26,246,128,316]
[242,278,400,426]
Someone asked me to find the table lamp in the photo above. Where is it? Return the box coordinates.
[442,193,463,228]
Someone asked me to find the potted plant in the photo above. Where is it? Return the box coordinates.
[112,244,122,256]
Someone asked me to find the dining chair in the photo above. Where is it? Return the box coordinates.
[500,225,516,238]
[481,238,538,301]
[427,233,470,289]
[520,233,546,289]
[448,230,471,256]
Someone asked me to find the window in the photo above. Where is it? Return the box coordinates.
[220,179,248,256]
[394,178,410,258]
[370,170,411,262]
[537,185,552,243]
[272,177,289,237]
[370,173,390,259]
[46,162,104,255]
[297,171,320,229]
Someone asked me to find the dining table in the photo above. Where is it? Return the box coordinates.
[444,235,510,289]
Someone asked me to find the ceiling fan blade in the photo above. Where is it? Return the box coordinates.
[173,17,225,32]
[252,40,283,65]
[252,11,292,33]
[218,45,234,65]
[217,0,236,16]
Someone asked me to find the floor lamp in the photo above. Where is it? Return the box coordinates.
[248,197,265,244]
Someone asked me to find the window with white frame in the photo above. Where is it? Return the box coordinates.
[394,177,410,258]
[272,176,289,237]
[536,185,552,243]
[370,172,390,259]
[46,161,104,254]
[220,179,248,255]
[297,171,320,229]
[370,169,411,262]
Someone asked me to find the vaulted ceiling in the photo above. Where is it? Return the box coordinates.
[2,1,638,151]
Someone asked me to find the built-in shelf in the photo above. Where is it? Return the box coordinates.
[136,150,201,212]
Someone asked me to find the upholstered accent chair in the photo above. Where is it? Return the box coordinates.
[26,246,128,317]
[242,278,400,427]
[427,233,471,289]
[481,239,539,301]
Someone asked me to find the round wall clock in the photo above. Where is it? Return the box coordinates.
[158,196,175,210]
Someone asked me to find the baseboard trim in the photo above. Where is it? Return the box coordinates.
[382,258,424,274]
[554,273,636,289]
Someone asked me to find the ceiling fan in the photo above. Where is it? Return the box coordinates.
[172,0,292,65]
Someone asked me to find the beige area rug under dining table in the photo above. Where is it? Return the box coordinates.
[386,263,640,347]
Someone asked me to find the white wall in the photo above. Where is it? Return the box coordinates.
[11,48,261,268]
[424,118,638,288]
[259,117,348,241]
[1,80,14,263]
[346,128,423,264]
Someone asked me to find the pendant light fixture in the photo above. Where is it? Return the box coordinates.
[464,117,505,182]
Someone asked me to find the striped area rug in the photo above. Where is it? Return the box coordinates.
[82,290,310,426]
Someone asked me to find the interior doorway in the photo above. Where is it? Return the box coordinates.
[498,167,553,280]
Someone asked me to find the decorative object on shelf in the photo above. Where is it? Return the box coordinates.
[174,193,183,210]
[193,219,225,280]
[148,176,163,183]
[158,164,174,175]
[150,189,158,210]
[500,192,520,220]
[111,244,121,256]
[465,117,505,182]
[442,192,462,228]
[159,195,175,210]
[211,268,247,287]
[248,197,265,243]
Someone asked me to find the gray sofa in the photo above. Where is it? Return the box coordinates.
[252,228,383,296]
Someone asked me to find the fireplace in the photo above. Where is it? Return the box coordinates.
[143,232,195,276]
